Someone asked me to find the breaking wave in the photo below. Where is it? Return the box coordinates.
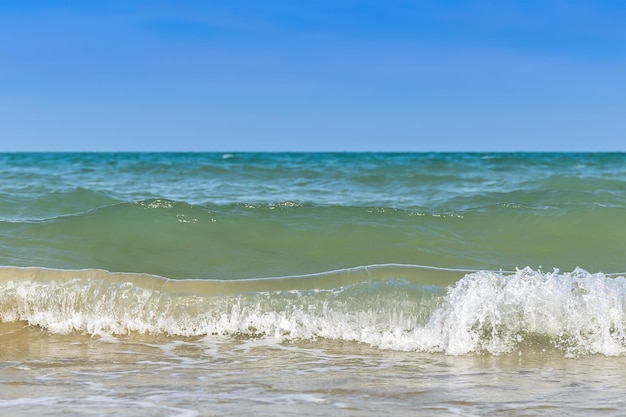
[2,265,626,357]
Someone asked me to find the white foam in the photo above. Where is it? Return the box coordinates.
[421,267,626,356]
[3,267,626,356]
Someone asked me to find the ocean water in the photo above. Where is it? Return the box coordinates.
[2,152,626,415]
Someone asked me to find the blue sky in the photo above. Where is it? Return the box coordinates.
[1,0,625,151]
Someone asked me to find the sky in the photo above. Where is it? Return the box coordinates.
[1,0,625,152]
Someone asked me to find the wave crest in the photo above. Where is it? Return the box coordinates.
[425,267,626,356]
[3,266,626,357]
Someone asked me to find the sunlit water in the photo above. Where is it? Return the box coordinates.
[3,324,626,416]
[2,152,626,415]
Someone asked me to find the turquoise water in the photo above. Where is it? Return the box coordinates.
[1,152,626,278]
[2,152,626,416]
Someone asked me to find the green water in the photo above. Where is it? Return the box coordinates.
[0,152,625,278]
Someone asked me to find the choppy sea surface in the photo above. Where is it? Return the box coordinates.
[2,152,626,416]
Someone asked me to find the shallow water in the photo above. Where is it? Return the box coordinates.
[3,322,626,416]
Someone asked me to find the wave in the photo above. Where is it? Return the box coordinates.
[427,267,626,357]
[3,197,626,278]
[2,265,626,357]
[0,187,119,222]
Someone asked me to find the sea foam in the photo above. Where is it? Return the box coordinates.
[2,266,626,356]
[422,267,626,356]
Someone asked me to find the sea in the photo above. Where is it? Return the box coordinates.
[1,152,626,416]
